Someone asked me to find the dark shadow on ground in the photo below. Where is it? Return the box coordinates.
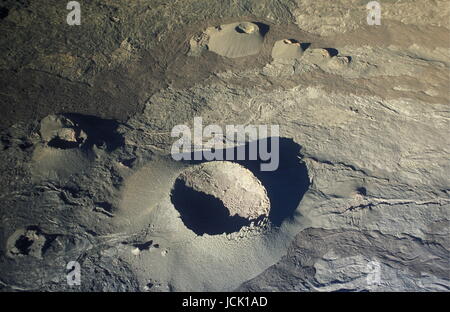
[300,42,311,51]
[170,179,257,235]
[324,48,339,57]
[63,113,124,151]
[253,22,270,37]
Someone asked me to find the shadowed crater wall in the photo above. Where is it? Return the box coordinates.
[63,113,124,151]
[171,179,255,235]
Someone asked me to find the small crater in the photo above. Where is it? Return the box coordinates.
[272,39,306,60]
[235,22,257,34]
[7,226,57,259]
[39,115,87,149]
[14,235,33,255]
[39,114,124,151]
[329,55,352,68]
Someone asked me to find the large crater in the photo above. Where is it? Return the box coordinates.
[171,161,270,235]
